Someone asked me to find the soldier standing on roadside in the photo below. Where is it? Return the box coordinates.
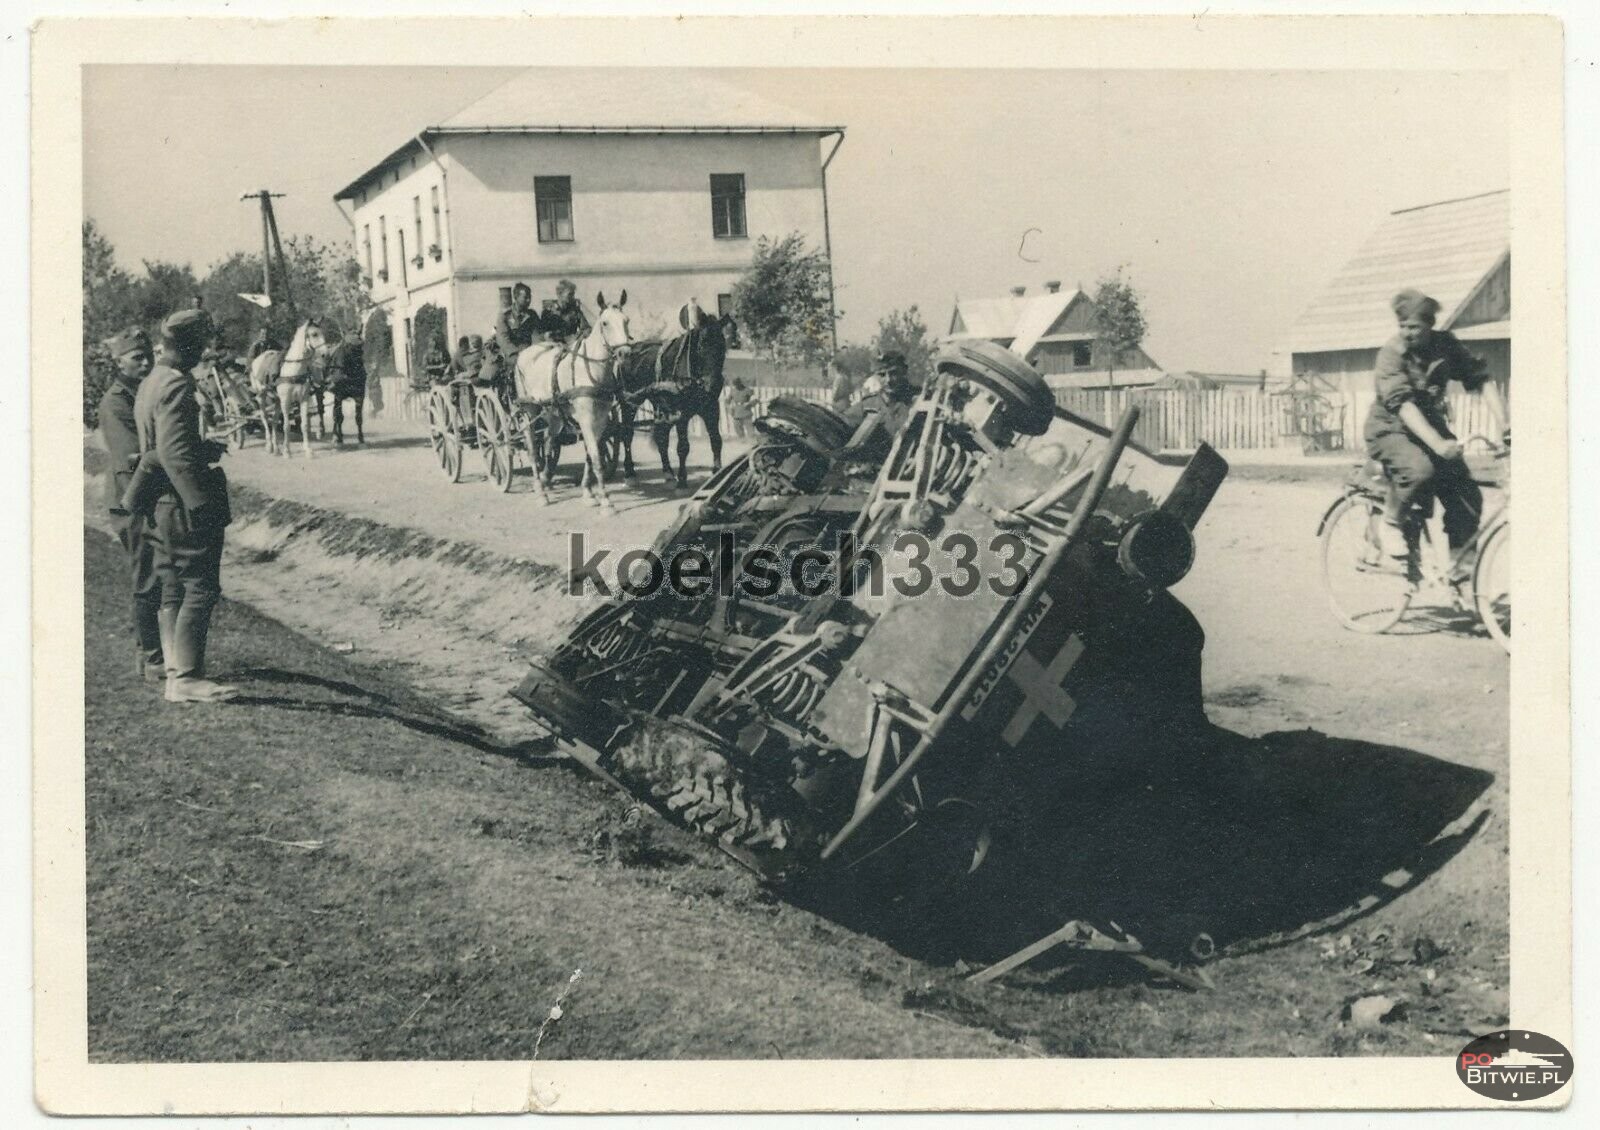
[98,327,165,682]
[135,309,238,704]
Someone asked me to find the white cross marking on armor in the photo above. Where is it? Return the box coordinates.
[1001,633,1086,747]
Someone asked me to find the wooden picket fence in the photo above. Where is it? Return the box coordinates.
[372,373,1500,453]
[1054,383,1501,453]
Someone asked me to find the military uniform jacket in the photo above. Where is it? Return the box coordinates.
[97,378,143,512]
[546,300,589,343]
[134,363,229,518]
[1364,330,1489,444]
[495,307,542,356]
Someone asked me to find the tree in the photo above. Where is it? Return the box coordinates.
[134,259,201,327]
[871,305,934,387]
[831,343,876,381]
[82,220,139,427]
[411,302,449,382]
[730,232,836,369]
[1091,267,1149,391]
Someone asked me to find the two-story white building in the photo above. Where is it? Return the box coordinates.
[334,69,844,376]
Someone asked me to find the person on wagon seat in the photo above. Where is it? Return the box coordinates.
[496,281,543,362]
[450,333,490,433]
[1365,287,1508,565]
[545,278,590,346]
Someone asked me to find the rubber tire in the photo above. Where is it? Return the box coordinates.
[938,341,1055,436]
[1473,519,1510,653]
[1319,495,1410,634]
[761,397,854,452]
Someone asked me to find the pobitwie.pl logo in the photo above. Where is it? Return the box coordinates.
[1456,1029,1573,1101]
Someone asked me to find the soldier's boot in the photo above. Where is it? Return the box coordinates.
[136,595,166,682]
[164,600,238,704]
[154,606,179,688]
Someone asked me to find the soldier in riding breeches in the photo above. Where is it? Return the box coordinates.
[99,327,165,681]
[1364,288,1507,561]
[134,308,237,704]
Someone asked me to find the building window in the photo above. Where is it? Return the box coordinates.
[1072,342,1092,368]
[362,225,372,279]
[397,230,408,288]
[403,317,412,375]
[710,174,746,239]
[430,186,442,247]
[717,293,734,319]
[413,196,423,261]
[379,217,389,279]
[535,176,574,242]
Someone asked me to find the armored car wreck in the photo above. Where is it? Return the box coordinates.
[516,339,1228,914]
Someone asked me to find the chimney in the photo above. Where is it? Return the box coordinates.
[1044,280,1061,294]
[1009,285,1027,297]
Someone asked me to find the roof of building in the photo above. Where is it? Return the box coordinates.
[947,287,1084,356]
[336,68,842,201]
[1284,189,1509,355]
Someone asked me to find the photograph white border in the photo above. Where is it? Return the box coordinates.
[30,11,1569,1114]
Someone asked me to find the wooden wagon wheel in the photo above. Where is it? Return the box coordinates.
[427,388,463,484]
[475,391,516,493]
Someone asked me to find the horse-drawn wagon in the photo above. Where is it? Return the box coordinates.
[424,294,738,503]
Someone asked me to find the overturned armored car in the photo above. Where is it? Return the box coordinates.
[516,340,1228,895]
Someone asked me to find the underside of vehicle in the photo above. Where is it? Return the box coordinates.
[514,340,1229,980]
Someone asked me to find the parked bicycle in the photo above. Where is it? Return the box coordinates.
[1318,434,1509,651]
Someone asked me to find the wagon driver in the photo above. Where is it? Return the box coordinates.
[1365,287,1508,566]
[545,278,590,346]
[496,281,542,361]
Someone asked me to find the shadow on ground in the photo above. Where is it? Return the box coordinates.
[224,666,563,766]
[807,724,1494,974]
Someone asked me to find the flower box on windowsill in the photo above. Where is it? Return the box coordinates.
[411,255,425,269]
[377,269,389,283]
[428,244,443,262]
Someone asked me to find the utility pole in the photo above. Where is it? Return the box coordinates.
[240,190,298,330]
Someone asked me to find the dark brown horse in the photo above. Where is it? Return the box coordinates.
[612,311,739,486]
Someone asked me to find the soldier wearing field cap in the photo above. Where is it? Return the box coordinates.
[1365,287,1508,564]
[134,308,238,704]
[98,327,165,681]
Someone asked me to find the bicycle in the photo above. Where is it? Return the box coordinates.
[1318,435,1509,652]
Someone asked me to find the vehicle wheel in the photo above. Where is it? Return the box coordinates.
[475,393,515,493]
[1473,519,1510,653]
[606,716,798,859]
[427,389,463,484]
[935,339,1056,436]
[1320,495,1411,633]
[761,397,854,452]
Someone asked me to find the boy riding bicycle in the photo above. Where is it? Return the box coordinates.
[1365,288,1508,569]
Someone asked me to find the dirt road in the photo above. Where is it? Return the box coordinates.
[84,412,1510,1057]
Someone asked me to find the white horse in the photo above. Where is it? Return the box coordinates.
[513,290,634,509]
[249,320,331,459]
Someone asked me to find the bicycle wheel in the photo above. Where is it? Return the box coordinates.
[1320,495,1412,634]
[1473,519,1510,653]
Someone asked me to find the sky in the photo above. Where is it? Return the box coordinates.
[84,65,1508,373]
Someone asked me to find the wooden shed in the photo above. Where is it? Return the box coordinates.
[946,282,1162,390]
[1281,189,1510,393]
